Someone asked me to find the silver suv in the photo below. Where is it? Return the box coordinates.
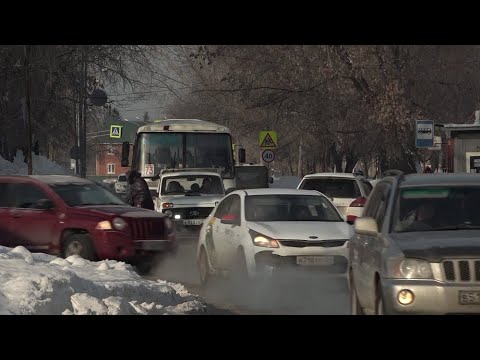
[349,173,480,315]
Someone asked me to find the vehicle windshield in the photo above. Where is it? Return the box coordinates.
[50,183,126,207]
[392,186,480,233]
[300,178,361,198]
[134,132,234,179]
[245,194,343,222]
[235,166,268,189]
[118,175,127,182]
[161,175,224,196]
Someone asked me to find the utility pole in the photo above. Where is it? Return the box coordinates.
[75,94,80,174]
[24,45,33,175]
[297,140,303,178]
[79,46,88,178]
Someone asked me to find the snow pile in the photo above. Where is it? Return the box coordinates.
[270,176,301,189]
[0,246,206,315]
[0,150,68,175]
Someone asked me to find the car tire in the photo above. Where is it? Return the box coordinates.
[198,247,210,286]
[350,273,364,315]
[63,233,96,261]
[375,285,386,315]
[232,249,249,283]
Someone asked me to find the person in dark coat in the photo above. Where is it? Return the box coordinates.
[125,170,155,210]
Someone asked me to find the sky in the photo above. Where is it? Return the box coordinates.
[110,93,166,122]
[104,49,188,123]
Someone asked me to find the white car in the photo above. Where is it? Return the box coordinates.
[196,188,354,284]
[155,171,225,230]
[297,173,372,222]
[114,174,128,193]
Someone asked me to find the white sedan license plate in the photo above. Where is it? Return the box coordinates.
[459,291,480,305]
[183,219,204,225]
[296,256,334,266]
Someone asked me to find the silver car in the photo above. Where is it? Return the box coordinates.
[349,173,480,315]
[114,174,128,194]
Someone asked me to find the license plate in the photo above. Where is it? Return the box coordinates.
[183,219,204,225]
[296,256,334,266]
[459,291,480,305]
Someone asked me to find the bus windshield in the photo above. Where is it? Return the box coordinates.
[134,132,234,178]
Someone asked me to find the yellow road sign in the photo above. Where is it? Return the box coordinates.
[110,125,122,138]
[259,131,277,148]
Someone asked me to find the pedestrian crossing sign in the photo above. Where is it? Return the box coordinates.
[110,125,122,139]
[259,131,277,148]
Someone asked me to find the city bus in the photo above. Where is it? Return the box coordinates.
[121,119,245,197]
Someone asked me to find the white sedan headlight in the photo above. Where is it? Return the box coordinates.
[112,217,127,231]
[249,230,279,248]
[388,258,433,279]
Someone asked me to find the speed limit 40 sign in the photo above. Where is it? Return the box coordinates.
[262,149,275,163]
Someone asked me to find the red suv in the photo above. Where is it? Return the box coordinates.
[0,175,176,265]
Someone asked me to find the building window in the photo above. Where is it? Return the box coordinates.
[107,163,115,174]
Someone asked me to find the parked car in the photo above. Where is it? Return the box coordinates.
[349,173,480,315]
[196,188,353,285]
[155,171,225,231]
[297,173,372,222]
[0,175,176,266]
[114,174,128,194]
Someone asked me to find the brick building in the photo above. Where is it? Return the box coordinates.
[95,143,133,176]
[91,118,139,177]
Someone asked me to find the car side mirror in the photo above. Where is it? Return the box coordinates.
[121,141,130,167]
[36,198,55,210]
[354,217,379,236]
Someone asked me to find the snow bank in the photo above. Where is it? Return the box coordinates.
[0,246,206,315]
[0,150,68,175]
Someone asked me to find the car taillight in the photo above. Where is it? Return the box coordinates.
[350,197,366,207]
[347,215,357,223]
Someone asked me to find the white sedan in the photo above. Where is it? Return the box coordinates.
[196,188,353,284]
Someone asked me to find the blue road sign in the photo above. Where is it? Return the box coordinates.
[416,120,434,148]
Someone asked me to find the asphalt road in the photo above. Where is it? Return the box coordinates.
[145,230,351,315]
